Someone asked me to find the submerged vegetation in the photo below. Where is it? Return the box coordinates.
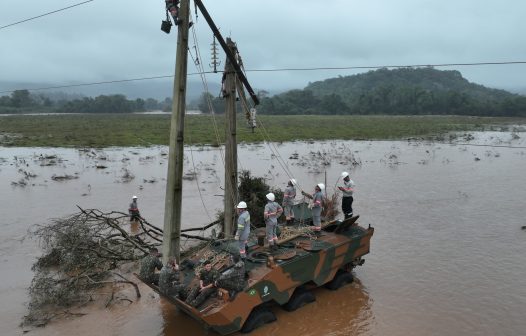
[1,114,525,147]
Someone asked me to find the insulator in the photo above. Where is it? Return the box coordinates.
[250,108,257,128]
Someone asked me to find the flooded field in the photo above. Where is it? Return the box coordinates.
[1,132,526,336]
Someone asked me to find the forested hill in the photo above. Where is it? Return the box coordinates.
[259,68,526,116]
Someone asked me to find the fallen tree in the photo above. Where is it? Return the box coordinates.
[23,207,218,328]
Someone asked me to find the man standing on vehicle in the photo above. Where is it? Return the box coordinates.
[235,201,250,259]
[338,172,355,219]
[283,179,297,225]
[302,183,325,232]
[264,193,283,251]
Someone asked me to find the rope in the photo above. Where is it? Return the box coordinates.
[188,20,225,166]
[236,89,310,228]
[188,13,239,233]
[186,127,213,222]
[235,58,303,191]
[234,74,298,185]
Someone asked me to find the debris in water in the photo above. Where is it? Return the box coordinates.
[51,174,79,181]
[120,168,135,183]
[11,179,28,187]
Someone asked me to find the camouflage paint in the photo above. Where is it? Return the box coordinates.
[138,218,374,335]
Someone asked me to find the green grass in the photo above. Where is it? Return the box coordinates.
[1,114,525,147]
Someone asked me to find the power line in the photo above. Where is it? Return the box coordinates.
[246,61,526,73]
[0,75,177,94]
[0,0,95,31]
[2,60,526,95]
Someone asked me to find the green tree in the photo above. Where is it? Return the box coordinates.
[134,98,145,111]
[145,98,160,110]
[11,90,33,108]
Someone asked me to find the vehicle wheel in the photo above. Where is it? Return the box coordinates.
[282,287,316,312]
[325,270,353,290]
[240,306,277,333]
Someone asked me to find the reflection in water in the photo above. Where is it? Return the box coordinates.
[251,278,374,336]
[160,298,211,336]
[130,220,140,235]
[159,278,374,336]
[1,131,526,336]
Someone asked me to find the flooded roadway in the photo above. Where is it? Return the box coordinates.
[1,131,526,336]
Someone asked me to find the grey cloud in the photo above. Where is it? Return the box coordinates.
[1,0,525,94]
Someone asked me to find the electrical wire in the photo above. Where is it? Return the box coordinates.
[245,61,526,73]
[2,61,526,95]
[0,75,174,95]
[188,10,240,235]
[0,0,95,31]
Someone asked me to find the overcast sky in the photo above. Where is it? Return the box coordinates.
[1,0,525,95]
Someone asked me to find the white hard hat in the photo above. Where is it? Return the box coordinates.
[317,183,325,191]
[341,172,349,178]
[132,195,138,199]
[290,178,297,186]
[266,193,275,201]
[237,201,247,209]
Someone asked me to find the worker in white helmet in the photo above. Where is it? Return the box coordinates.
[302,183,325,232]
[283,179,297,226]
[129,195,140,222]
[235,201,250,259]
[338,172,355,219]
[263,193,283,251]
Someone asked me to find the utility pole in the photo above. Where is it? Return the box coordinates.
[223,38,238,238]
[162,0,190,263]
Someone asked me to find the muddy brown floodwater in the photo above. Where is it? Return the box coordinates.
[1,131,526,336]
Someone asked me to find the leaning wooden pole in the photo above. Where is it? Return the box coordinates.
[162,0,190,263]
[223,38,238,238]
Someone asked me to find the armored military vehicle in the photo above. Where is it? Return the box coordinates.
[139,208,374,334]
[139,1,375,333]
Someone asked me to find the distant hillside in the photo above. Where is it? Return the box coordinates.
[307,68,513,104]
[259,68,526,116]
